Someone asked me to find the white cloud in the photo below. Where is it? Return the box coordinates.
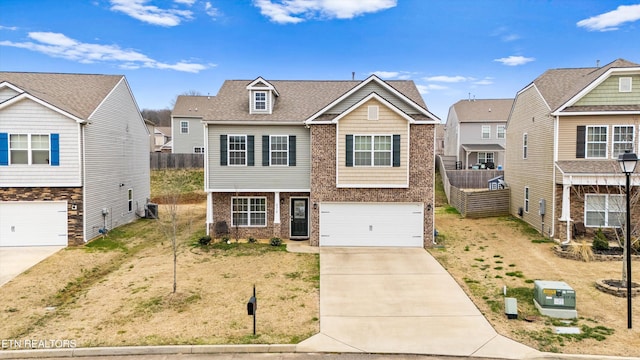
[577,4,640,32]
[416,84,448,94]
[205,2,220,18]
[0,25,18,31]
[0,32,209,73]
[424,75,469,83]
[370,70,415,80]
[174,0,196,5]
[109,0,193,27]
[491,26,520,42]
[253,0,397,24]
[493,55,534,66]
[473,77,494,85]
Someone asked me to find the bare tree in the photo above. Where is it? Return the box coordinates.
[152,170,194,293]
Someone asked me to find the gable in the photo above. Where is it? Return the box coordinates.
[575,74,640,107]
[0,84,21,102]
[326,81,422,115]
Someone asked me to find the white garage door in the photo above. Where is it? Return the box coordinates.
[0,201,68,247]
[319,202,424,247]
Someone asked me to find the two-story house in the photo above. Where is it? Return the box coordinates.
[505,59,640,241]
[0,72,150,247]
[202,75,439,247]
[171,95,213,154]
[444,98,514,169]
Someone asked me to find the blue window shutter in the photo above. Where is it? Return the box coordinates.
[392,134,401,167]
[220,135,227,166]
[346,135,353,167]
[262,135,270,166]
[50,133,60,166]
[289,135,296,166]
[0,133,8,166]
[247,135,254,166]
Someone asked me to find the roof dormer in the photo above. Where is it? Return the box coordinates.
[246,77,279,114]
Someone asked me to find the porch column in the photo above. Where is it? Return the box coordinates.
[206,192,213,236]
[274,192,280,224]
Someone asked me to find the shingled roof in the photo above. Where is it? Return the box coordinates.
[450,98,514,122]
[172,95,215,117]
[204,79,429,122]
[531,58,640,112]
[0,72,124,119]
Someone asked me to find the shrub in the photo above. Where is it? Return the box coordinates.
[198,235,211,246]
[270,237,282,246]
[220,235,231,244]
[592,228,609,251]
[570,241,594,262]
[247,236,257,244]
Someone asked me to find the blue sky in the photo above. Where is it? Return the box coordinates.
[1,0,640,121]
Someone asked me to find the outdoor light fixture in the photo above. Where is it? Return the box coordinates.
[618,150,637,329]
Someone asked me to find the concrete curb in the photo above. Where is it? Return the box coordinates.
[0,344,298,359]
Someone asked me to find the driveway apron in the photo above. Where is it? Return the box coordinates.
[0,246,64,287]
[298,247,539,359]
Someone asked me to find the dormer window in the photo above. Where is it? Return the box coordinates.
[254,91,267,111]
[619,77,632,92]
[247,77,279,115]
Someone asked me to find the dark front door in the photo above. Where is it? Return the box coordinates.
[290,198,308,238]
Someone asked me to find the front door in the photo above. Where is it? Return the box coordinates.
[290,198,309,238]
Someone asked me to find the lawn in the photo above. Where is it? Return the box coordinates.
[432,209,640,356]
[0,169,319,347]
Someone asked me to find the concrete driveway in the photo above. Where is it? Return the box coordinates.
[298,247,539,359]
[0,246,64,287]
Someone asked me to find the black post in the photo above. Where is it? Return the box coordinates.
[626,172,633,329]
[253,285,256,335]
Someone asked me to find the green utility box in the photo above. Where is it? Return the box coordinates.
[534,280,576,309]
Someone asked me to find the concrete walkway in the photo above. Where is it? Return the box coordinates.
[297,247,540,359]
[0,246,64,287]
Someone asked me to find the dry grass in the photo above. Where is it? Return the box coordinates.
[431,209,640,356]
[0,202,319,347]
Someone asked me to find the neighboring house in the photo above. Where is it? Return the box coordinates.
[0,72,150,247]
[444,98,513,169]
[504,58,640,241]
[435,123,445,156]
[154,126,172,152]
[202,75,439,247]
[171,95,213,154]
[144,119,156,152]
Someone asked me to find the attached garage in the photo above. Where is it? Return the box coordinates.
[0,201,68,247]
[319,202,424,247]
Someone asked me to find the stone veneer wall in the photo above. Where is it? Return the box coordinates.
[309,123,435,247]
[555,184,640,241]
[0,187,83,246]
[211,191,310,240]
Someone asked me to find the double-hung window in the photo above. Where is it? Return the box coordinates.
[232,197,266,227]
[612,125,634,158]
[585,194,625,227]
[522,133,528,159]
[497,125,506,139]
[128,189,133,212]
[270,135,288,166]
[478,152,494,164]
[354,135,392,166]
[524,187,530,213]
[180,121,189,134]
[481,125,491,139]
[254,92,267,111]
[193,147,205,154]
[586,126,607,158]
[9,134,50,165]
[228,135,247,166]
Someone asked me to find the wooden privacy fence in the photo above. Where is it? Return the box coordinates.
[150,153,204,169]
[436,155,509,218]
[449,187,510,218]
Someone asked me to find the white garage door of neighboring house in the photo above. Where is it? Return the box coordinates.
[319,202,424,247]
[0,202,68,247]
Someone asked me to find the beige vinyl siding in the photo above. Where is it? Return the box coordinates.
[83,79,150,241]
[443,107,460,158]
[327,83,420,115]
[557,115,640,160]
[505,86,555,235]
[207,125,310,191]
[576,75,640,106]
[172,117,204,153]
[337,99,408,187]
[0,98,81,187]
[0,87,19,102]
